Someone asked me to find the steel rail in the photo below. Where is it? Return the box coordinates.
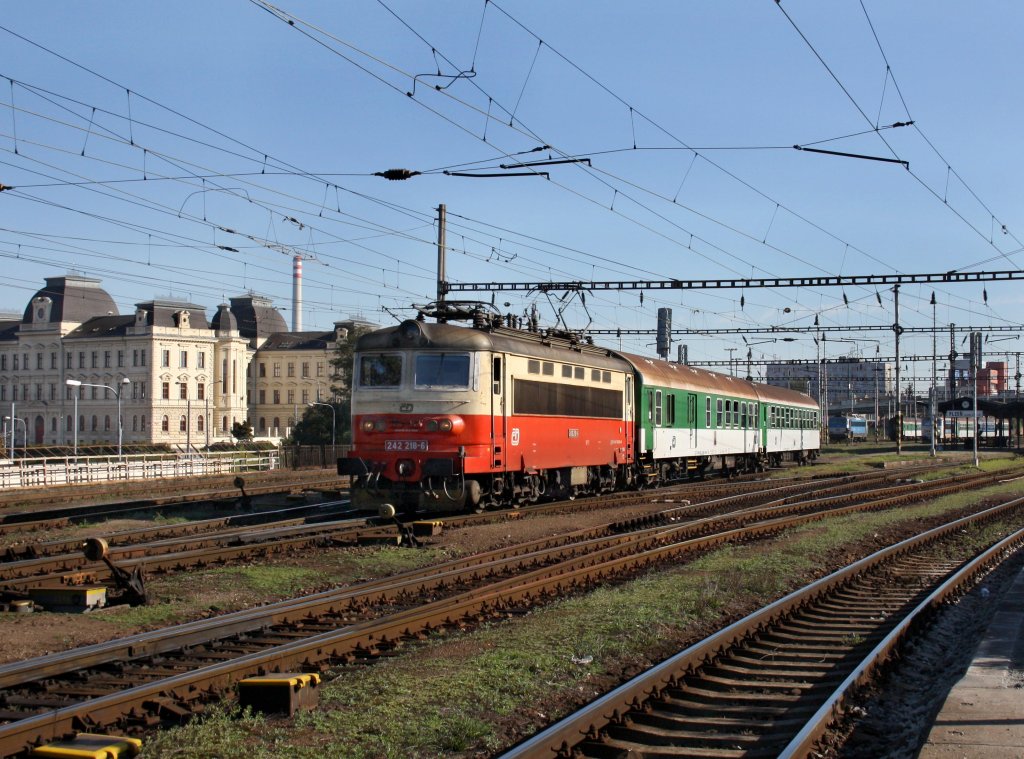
[777,525,1024,758]
[0,469,1000,677]
[0,472,1012,755]
[0,476,347,535]
[499,498,1024,758]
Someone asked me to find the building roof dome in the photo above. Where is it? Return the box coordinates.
[22,275,118,325]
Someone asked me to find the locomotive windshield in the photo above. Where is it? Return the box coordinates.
[358,353,403,388]
[414,353,471,388]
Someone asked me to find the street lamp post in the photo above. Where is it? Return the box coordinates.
[65,379,80,457]
[3,416,27,459]
[65,378,131,457]
[307,402,336,448]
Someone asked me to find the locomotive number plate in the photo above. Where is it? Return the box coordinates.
[385,440,428,452]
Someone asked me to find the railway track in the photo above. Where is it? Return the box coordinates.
[0,467,960,594]
[0,468,1016,756]
[0,474,347,536]
[501,503,1024,759]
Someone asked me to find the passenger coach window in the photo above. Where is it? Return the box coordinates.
[414,353,471,388]
[358,354,403,387]
[655,390,663,426]
[716,398,723,428]
[706,397,711,428]
[492,357,502,395]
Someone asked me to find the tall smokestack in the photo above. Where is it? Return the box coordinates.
[292,255,303,331]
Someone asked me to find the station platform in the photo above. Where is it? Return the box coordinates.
[918,564,1024,758]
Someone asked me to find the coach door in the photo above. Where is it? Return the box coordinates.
[687,393,697,449]
[491,354,507,472]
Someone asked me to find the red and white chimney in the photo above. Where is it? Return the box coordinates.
[292,254,303,331]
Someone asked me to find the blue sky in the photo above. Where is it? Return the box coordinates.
[2,2,1022,381]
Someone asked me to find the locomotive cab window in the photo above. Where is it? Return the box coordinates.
[358,354,403,388]
[492,357,502,395]
[414,353,471,389]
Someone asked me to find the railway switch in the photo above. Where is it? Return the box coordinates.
[81,538,147,607]
[238,673,321,715]
[30,733,142,758]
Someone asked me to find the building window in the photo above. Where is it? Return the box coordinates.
[139,381,147,399]
[273,363,281,378]
[141,415,147,432]
[50,352,57,369]
[79,415,85,433]
[259,417,266,431]
[162,382,170,400]
[301,390,309,404]
[197,415,204,432]
[259,390,266,404]
[301,362,310,378]
[66,415,72,432]
[36,353,43,370]
[197,352,205,369]
[161,415,169,432]
[316,362,324,377]
[259,363,266,378]
[179,415,187,432]
[179,351,188,368]
[104,415,111,431]
[0,355,6,371]
[273,390,281,404]
[92,351,98,368]
[197,383,205,401]
[273,417,280,433]
[161,350,170,368]
[287,362,295,378]
[287,390,295,404]
[91,415,98,431]
[222,415,228,432]
[117,350,124,368]
[179,383,187,400]
[140,349,146,367]
[1,386,6,401]
[49,384,55,401]
[78,352,85,369]
[36,384,43,401]
[65,352,72,369]
[132,383,138,400]
[132,349,139,367]
[133,415,138,432]
[12,355,18,371]
[11,386,17,401]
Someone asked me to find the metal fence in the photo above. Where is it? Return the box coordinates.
[279,445,350,470]
[0,449,281,490]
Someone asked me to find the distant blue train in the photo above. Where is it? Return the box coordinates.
[828,415,868,443]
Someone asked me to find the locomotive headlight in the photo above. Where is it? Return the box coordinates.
[437,418,453,432]
[424,419,439,432]
[361,420,375,432]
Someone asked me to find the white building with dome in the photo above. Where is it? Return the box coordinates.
[0,274,366,450]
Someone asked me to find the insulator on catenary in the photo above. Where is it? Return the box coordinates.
[374,169,422,181]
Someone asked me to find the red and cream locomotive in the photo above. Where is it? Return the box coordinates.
[338,313,634,512]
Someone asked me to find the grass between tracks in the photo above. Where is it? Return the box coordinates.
[138,475,1024,759]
